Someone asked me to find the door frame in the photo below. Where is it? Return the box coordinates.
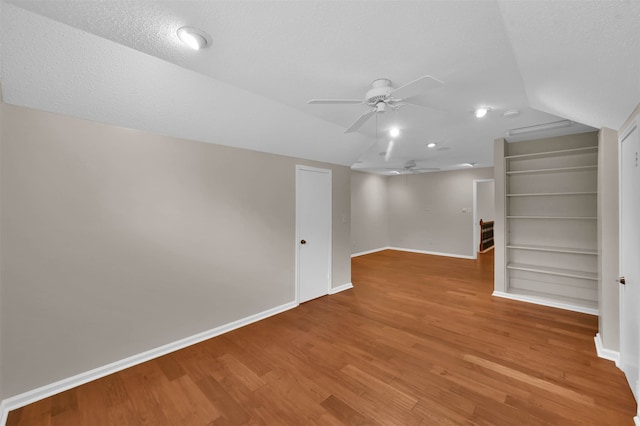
[473,179,495,259]
[618,121,640,418]
[295,165,332,304]
[618,118,640,418]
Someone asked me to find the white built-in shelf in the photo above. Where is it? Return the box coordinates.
[507,192,597,197]
[507,244,597,255]
[506,165,597,175]
[507,263,598,281]
[507,215,597,220]
[505,146,598,160]
[501,136,599,313]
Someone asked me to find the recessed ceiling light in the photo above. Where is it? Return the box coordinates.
[389,127,400,137]
[427,142,437,148]
[177,26,211,50]
[475,107,490,118]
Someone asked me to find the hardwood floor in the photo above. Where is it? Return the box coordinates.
[7,250,637,425]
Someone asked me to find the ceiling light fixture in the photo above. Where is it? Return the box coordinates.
[507,120,573,136]
[427,143,436,148]
[475,107,490,118]
[389,127,400,137]
[177,26,211,50]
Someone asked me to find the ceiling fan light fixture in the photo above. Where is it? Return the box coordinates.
[475,107,490,118]
[177,26,211,50]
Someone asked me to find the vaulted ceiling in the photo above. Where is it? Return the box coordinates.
[1,1,639,174]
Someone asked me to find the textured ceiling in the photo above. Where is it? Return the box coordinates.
[1,0,639,173]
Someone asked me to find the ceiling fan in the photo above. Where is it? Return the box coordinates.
[308,75,444,133]
[387,160,440,174]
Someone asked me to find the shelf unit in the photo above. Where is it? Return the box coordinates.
[502,134,599,313]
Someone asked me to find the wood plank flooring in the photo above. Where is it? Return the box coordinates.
[7,250,637,425]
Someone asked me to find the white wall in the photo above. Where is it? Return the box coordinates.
[0,103,352,399]
[350,171,389,254]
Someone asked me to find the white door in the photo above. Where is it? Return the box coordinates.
[296,166,332,303]
[620,124,640,401]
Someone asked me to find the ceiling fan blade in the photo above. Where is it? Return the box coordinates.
[308,99,363,105]
[390,75,444,101]
[344,109,376,133]
[384,140,395,162]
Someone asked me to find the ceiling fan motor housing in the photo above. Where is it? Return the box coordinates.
[366,78,393,105]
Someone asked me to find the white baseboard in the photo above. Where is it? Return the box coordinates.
[329,282,353,294]
[388,247,475,260]
[594,333,621,367]
[492,291,598,316]
[351,246,474,260]
[0,300,298,425]
[635,415,639,426]
[351,247,389,257]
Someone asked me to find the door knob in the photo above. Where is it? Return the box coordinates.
[618,276,626,285]
[300,240,307,244]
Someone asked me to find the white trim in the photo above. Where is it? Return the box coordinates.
[492,291,598,316]
[329,283,353,294]
[594,333,621,367]
[388,246,475,260]
[0,301,298,424]
[0,401,8,426]
[351,247,389,257]
[634,416,639,426]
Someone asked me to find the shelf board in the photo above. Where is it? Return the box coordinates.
[507,192,597,197]
[507,215,597,220]
[507,165,597,175]
[505,146,597,160]
[507,244,597,255]
[507,263,597,280]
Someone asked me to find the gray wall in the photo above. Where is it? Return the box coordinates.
[494,139,506,292]
[0,103,351,398]
[351,168,494,258]
[598,127,620,352]
[387,168,494,257]
[477,181,495,223]
[350,171,389,254]
[0,85,3,401]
